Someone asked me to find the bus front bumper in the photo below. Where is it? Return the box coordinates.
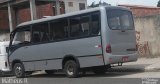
[0,68,11,72]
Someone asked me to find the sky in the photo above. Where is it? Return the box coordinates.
[87,0,159,7]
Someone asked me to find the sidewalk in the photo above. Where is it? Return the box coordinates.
[109,57,160,72]
[143,57,160,71]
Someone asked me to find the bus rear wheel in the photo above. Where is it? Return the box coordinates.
[13,63,25,78]
[64,60,79,78]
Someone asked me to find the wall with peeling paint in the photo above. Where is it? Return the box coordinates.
[135,14,160,57]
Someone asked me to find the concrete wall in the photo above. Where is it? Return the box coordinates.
[134,15,160,57]
[63,0,87,13]
[0,32,10,42]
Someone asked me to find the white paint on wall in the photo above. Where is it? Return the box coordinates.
[62,0,87,13]
[0,33,10,42]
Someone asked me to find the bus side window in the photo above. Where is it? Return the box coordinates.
[32,23,49,43]
[32,32,40,43]
[50,18,68,41]
[70,17,81,37]
[69,15,90,37]
[91,13,100,35]
[80,15,90,36]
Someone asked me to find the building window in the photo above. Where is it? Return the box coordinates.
[79,3,85,10]
[60,1,65,14]
[68,2,73,7]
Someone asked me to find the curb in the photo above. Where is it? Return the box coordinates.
[145,67,160,72]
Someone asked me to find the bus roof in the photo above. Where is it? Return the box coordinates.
[17,6,129,28]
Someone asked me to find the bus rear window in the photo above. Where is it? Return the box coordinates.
[107,10,134,30]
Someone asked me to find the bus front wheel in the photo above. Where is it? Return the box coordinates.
[64,60,79,78]
[13,63,25,78]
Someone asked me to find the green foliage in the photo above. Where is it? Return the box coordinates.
[88,1,110,8]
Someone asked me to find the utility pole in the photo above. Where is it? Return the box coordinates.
[8,3,14,32]
[55,0,60,15]
[29,0,37,20]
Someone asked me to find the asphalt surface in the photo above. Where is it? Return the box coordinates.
[0,64,160,84]
[1,72,160,84]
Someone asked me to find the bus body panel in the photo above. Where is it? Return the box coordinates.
[61,36,103,68]
[100,7,138,65]
[9,36,103,71]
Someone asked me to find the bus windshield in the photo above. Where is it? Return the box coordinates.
[11,29,31,46]
[107,10,134,30]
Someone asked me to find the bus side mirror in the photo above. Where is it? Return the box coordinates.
[6,47,9,53]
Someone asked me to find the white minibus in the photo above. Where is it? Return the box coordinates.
[8,6,138,78]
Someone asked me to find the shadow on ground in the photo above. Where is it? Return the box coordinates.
[28,64,147,78]
[0,64,149,78]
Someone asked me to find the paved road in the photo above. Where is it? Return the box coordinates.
[0,61,160,84]
[1,67,160,84]
[1,72,160,84]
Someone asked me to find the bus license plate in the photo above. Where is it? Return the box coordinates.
[122,56,129,62]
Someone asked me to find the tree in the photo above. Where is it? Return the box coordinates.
[157,0,160,7]
[88,1,110,8]
[89,1,97,8]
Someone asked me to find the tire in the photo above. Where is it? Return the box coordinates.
[64,60,79,78]
[13,63,25,78]
[0,71,3,77]
[45,70,55,74]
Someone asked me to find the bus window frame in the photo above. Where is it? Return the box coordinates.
[10,11,101,47]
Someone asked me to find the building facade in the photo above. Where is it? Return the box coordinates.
[119,4,160,17]
[0,0,87,41]
[0,0,87,31]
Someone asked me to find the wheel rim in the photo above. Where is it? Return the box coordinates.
[15,66,22,76]
[67,64,74,75]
